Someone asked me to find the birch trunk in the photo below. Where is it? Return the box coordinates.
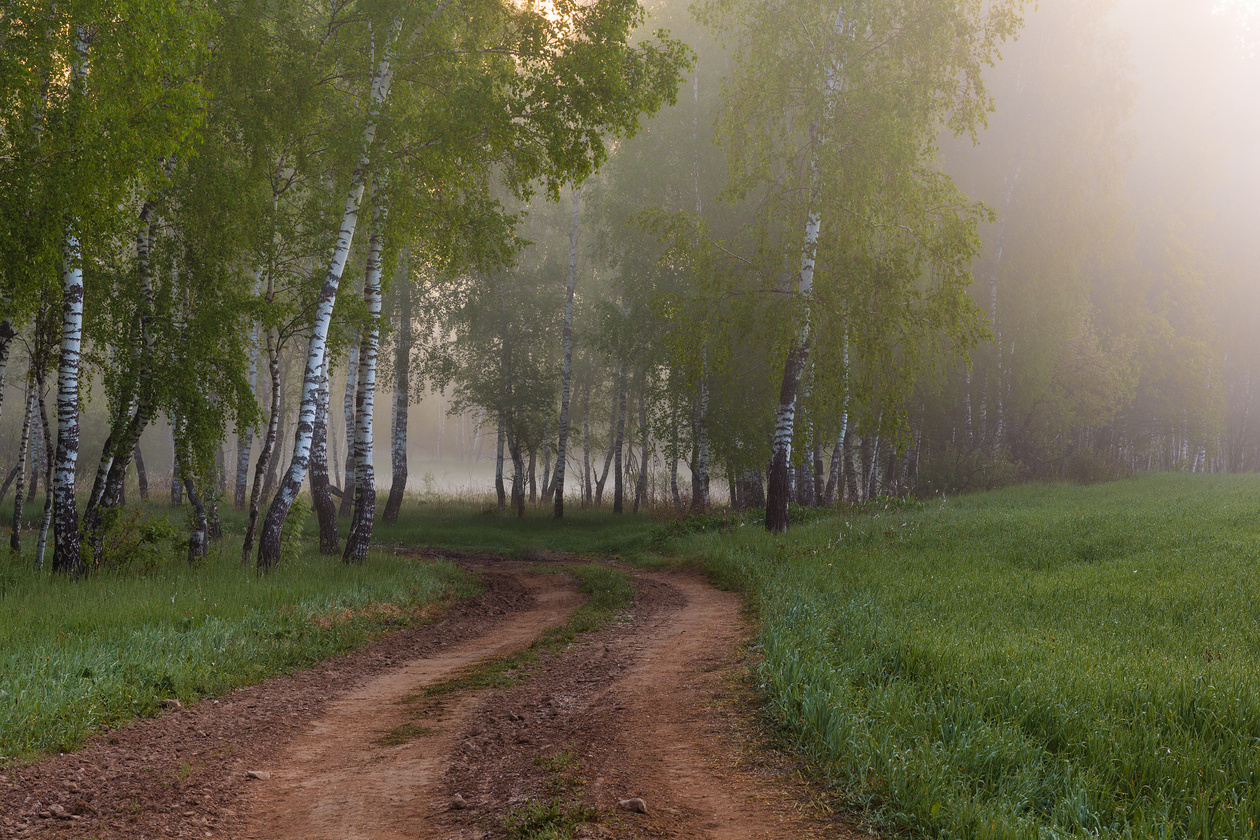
[51,233,85,575]
[183,476,208,564]
[595,375,618,506]
[552,186,581,519]
[612,371,627,514]
[339,341,359,518]
[383,270,411,523]
[690,366,710,512]
[34,382,54,571]
[258,20,401,570]
[235,272,264,509]
[11,380,35,552]
[242,330,280,562]
[633,390,649,513]
[766,9,845,533]
[528,448,538,504]
[310,356,339,554]
[134,444,148,501]
[508,427,525,518]
[670,412,682,513]
[0,320,14,422]
[495,413,506,510]
[344,194,386,565]
[582,382,592,506]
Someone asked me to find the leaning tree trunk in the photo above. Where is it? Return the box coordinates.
[612,370,627,514]
[11,379,35,552]
[51,233,85,576]
[552,185,581,519]
[310,356,339,553]
[258,26,400,572]
[383,269,411,523]
[242,329,281,562]
[344,192,386,565]
[766,9,844,533]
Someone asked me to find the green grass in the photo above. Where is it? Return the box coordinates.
[675,473,1260,838]
[372,499,669,559]
[0,530,468,762]
[503,748,600,839]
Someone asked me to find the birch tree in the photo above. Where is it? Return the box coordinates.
[699,0,1022,531]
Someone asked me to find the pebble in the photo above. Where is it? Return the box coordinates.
[160,698,183,711]
[617,797,647,814]
[450,793,468,810]
[244,770,271,781]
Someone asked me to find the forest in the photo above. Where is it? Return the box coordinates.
[6,2,1260,837]
[2,0,1259,567]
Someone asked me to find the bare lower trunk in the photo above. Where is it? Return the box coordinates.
[690,366,709,512]
[242,331,281,562]
[339,342,359,518]
[495,414,506,510]
[633,390,649,513]
[344,195,386,565]
[766,341,810,533]
[134,443,148,501]
[528,448,538,504]
[843,425,859,503]
[310,357,339,554]
[34,382,54,571]
[509,428,525,518]
[612,371,627,514]
[383,270,411,523]
[582,382,592,507]
[11,381,35,552]
[52,234,84,576]
[184,476,208,565]
[170,428,183,505]
[0,320,13,422]
[552,186,581,519]
[595,377,618,507]
[823,436,842,506]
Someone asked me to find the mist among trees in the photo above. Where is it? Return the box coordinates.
[2,0,1259,569]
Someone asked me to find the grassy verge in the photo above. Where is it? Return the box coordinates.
[0,535,468,762]
[674,473,1260,838]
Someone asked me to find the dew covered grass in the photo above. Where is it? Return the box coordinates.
[0,525,468,762]
[679,473,1260,838]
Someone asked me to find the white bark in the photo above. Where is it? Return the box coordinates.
[344,190,386,563]
[767,8,845,532]
[552,185,581,518]
[259,24,400,569]
[235,269,264,509]
[52,234,84,574]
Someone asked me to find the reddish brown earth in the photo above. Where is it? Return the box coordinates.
[0,555,870,840]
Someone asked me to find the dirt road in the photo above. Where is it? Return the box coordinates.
[1,557,864,839]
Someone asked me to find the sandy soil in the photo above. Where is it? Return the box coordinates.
[0,555,869,840]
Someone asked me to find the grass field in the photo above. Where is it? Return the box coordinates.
[7,474,1260,840]
[678,473,1260,839]
[0,519,469,761]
